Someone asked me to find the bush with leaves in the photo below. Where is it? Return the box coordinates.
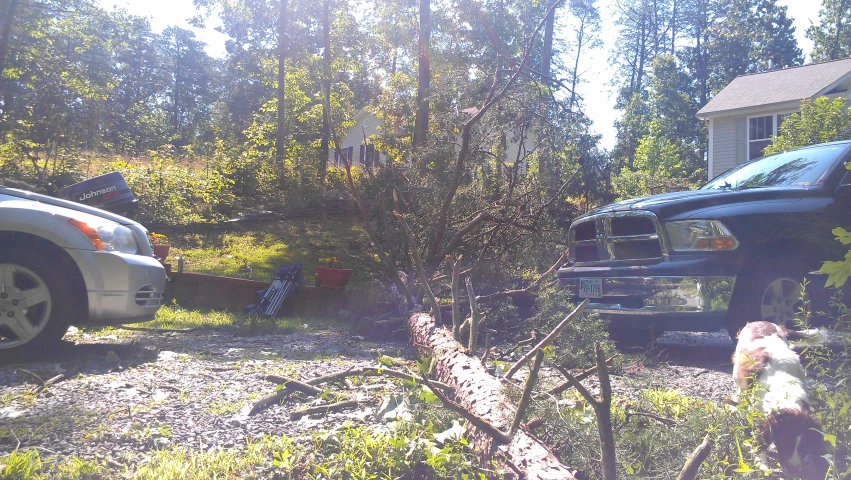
[764,97,851,155]
[102,146,234,224]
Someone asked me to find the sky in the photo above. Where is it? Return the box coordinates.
[100,0,824,150]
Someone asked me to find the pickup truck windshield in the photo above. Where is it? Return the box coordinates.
[702,143,848,190]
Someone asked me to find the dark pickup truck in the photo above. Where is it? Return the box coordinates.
[557,140,851,343]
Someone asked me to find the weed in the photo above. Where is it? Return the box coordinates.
[56,456,106,479]
[119,422,172,445]
[0,450,43,480]
[208,400,244,416]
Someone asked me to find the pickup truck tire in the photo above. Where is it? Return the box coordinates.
[607,326,662,349]
[726,256,808,336]
[0,248,73,358]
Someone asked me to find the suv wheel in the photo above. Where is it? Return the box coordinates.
[0,248,73,358]
[727,257,807,336]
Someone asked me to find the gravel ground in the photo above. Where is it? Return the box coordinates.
[0,325,740,470]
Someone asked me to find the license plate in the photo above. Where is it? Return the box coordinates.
[578,278,603,298]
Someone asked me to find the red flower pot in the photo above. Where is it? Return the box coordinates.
[153,244,170,260]
[315,267,354,289]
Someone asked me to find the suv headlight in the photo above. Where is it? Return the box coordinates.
[664,220,739,251]
[69,218,138,254]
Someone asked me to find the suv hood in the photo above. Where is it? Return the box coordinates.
[584,187,809,220]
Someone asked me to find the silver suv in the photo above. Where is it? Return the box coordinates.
[0,186,167,358]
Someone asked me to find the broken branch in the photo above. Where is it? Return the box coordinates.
[677,433,713,480]
[503,298,589,380]
[289,400,359,420]
[543,356,617,399]
[16,369,45,388]
[509,349,545,437]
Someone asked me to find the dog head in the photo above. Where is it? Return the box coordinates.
[764,408,829,479]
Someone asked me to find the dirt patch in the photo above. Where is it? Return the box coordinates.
[0,327,416,467]
[0,326,740,473]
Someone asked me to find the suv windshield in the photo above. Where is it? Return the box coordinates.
[702,143,849,190]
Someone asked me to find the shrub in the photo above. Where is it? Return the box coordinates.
[103,146,234,224]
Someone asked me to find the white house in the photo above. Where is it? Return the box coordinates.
[696,58,851,179]
[330,108,538,174]
[329,109,389,168]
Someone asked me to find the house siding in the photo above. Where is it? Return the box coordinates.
[328,111,386,167]
[332,109,537,173]
[711,116,740,177]
[504,129,538,175]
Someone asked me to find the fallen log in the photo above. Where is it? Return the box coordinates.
[408,312,579,480]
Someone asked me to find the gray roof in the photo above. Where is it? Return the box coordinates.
[696,58,851,118]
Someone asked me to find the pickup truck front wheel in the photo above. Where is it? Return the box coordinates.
[0,248,74,359]
[607,326,662,349]
[727,257,806,336]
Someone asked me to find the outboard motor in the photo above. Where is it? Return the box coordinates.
[60,172,138,218]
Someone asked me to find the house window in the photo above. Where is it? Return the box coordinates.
[365,144,376,168]
[748,113,797,161]
[748,115,774,160]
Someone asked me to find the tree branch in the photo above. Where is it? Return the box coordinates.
[503,298,589,380]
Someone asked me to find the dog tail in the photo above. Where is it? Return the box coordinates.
[785,328,832,346]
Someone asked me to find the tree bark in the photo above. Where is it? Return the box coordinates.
[413,0,431,154]
[677,433,713,480]
[0,0,19,123]
[408,312,579,479]
[541,0,556,84]
[276,0,288,167]
[319,0,332,181]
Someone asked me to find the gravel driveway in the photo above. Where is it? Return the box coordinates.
[0,325,739,472]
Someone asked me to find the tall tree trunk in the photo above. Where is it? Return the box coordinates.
[320,0,332,181]
[413,0,431,154]
[670,0,677,54]
[173,55,182,136]
[0,0,18,123]
[695,0,708,106]
[276,0,289,167]
[569,20,586,110]
[636,19,647,93]
[540,0,557,190]
[541,0,556,83]
[831,0,850,60]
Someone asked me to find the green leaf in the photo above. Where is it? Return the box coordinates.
[418,386,438,404]
[833,227,851,245]
[824,434,837,448]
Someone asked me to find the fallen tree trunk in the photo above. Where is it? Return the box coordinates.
[408,312,578,479]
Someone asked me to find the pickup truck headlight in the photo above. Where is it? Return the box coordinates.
[664,220,739,251]
[69,218,138,254]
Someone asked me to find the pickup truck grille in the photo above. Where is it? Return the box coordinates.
[569,212,664,264]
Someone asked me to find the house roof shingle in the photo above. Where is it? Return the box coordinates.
[696,58,851,118]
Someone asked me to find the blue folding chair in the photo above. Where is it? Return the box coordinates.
[245,262,306,317]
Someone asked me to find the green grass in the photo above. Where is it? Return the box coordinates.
[162,213,370,285]
[131,305,349,333]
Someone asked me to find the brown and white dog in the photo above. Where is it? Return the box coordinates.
[733,321,830,479]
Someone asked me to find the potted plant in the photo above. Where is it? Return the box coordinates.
[315,257,354,289]
[149,232,170,260]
